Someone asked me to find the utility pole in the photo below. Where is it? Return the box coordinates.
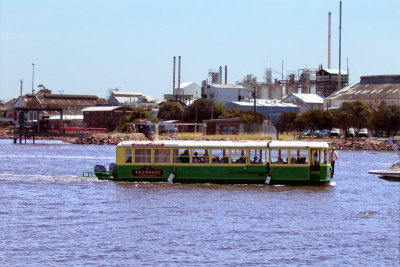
[338,1,342,90]
[20,79,23,97]
[253,85,257,124]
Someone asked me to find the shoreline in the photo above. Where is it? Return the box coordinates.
[0,132,398,152]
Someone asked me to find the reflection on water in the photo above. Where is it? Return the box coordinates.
[0,139,399,266]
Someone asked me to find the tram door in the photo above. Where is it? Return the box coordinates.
[310,149,321,180]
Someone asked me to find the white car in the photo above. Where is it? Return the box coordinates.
[358,128,369,137]
[330,128,340,138]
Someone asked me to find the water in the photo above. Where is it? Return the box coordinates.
[0,139,399,266]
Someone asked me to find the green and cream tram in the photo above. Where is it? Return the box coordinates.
[93,140,333,185]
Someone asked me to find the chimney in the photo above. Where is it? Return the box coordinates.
[328,12,331,69]
[173,56,176,95]
[178,56,181,91]
[225,65,227,84]
[219,66,222,84]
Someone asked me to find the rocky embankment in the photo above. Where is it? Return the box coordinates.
[303,137,398,152]
[1,131,398,151]
[67,133,148,145]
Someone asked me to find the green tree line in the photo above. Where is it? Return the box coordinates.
[275,100,400,137]
[116,99,266,132]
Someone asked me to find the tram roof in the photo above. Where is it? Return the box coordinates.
[118,140,330,149]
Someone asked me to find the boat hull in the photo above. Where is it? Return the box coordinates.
[96,165,332,185]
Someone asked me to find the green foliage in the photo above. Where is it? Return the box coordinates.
[158,101,184,121]
[116,108,152,132]
[38,88,52,94]
[275,111,297,133]
[339,100,371,130]
[218,109,265,125]
[370,102,400,137]
[183,99,225,122]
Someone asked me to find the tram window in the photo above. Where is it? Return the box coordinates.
[311,149,320,165]
[173,149,189,164]
[250,149,264,164]
[125,149,132,163]
[192,148,210,164]
[271,149,288,164]
[293,149,308,164]
[231,149,246,164]
[192,149,208,164]
[154,149,171,164]
[211,149,228,164]
[134,149,151,163]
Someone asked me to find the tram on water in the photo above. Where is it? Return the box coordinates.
[93,140,333,185]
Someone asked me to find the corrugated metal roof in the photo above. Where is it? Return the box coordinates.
[322,68,348,75]
[112,91,143,96]
[230,101,296,108]
[209,83,246,89]
[284,93,324,104]
[325,81,400,101]
[81,106,124,112]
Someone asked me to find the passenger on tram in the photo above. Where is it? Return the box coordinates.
[193,152,200,163]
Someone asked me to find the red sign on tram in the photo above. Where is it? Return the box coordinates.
[131,166,164,177]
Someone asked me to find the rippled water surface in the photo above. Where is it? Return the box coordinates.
[0,139,399,266]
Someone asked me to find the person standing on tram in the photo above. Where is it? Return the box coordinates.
[331,147,339,177]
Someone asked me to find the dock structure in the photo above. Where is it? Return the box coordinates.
[13,106,93,144]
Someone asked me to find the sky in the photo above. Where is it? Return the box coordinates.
[0,0,399,102]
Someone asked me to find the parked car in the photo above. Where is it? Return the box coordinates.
[345,128,355,137]
[330,128,340,138]
[357,128,369,138]
[300,129,312,137]
[159,123,178,135]
[318,129,330,137]
[312,130,320,137]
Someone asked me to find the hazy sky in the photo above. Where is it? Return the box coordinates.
[1,0,399,102]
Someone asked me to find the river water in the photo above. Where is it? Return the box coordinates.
[0,139,399,266]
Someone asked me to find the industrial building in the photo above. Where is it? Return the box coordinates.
[281,93,324,114]
[324,74,400,109]
[202,83,248,105]
[225,100,298,123]
[316,68,348,97]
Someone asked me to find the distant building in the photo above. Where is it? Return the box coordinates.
[0,98,17,122]
[108,90,159,116]
[203,118,243,135]
[324,74,400,109]
[316,68,349,97]
[202,83,248,104]
[225,100,298,123]
[108,91,152,107]
[13,93,107,124]
[82,106,133,131]
[281,93,324,114]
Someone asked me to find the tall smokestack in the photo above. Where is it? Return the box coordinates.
[338,1,342,90]
[219,66,222,84]
[328,11,331,69]
[173,56,176,95]
[178,56,181,91]
[225,65,227,84]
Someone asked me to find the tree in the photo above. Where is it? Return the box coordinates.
[218,109,265,125]
[38,88,52,94]
[274,111,297,133]
[183,99,225,122]
[158,101,184,121]
[370,102,400,137]
[116,108,152,132]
